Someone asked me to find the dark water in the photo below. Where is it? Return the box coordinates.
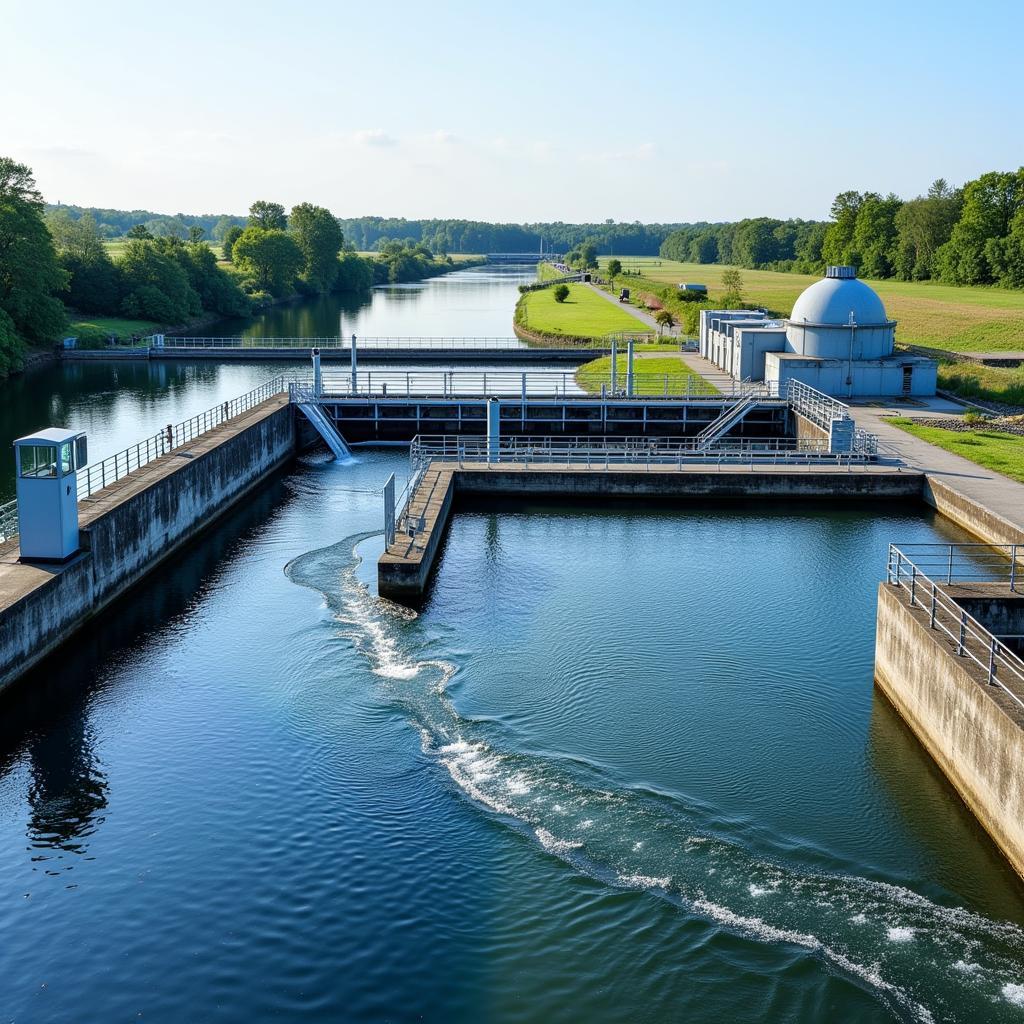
[214,263,535,339]
[1,450,1023,1022]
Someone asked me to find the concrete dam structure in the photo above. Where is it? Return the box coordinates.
[0,367,1022,886]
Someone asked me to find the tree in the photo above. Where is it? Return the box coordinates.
[117,238,198,322]
[232,227,303,295]
[893,180,960,280]
[0,157,66,361]
[222,225,243,262]
[579,240,599,268]
[289,203,344,292]
[126,223,153,239]
[720,268,744,307]
[607,258,622,279]
[655,309,675,335]
[47,209,122,314]
[188,224,205,244]
[248,200,287,231]
[821,191,873,268]
[553,284,570,302]
[851,194,902,279]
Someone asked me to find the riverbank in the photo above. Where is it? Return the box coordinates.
[514,282,652,344]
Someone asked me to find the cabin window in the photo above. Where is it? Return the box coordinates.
[18,444,58,478]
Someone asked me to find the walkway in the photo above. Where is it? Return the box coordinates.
[584,282,680,336]
[850,396,1024,534]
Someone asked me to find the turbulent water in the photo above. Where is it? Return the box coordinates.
[286,525,1024,1024]
[1,451,1023,1022]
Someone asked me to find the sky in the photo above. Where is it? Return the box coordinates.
[4,0,1023,223]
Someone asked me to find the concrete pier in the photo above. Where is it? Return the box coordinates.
[0,396,295,694]
[875,581,1024,879]
[378,463,923,601]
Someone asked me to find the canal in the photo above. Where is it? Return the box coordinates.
[0,264,538,501]
[0,268,1023,1022]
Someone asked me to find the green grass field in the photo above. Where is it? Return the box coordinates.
[67,316,162,343]
[576,351,716,395]
[104,239,225,260]
[602,256,1024,353]
[517,284,651,339]
[886,418,1024,483]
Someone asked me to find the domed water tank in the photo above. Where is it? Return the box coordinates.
[785,266,895,359]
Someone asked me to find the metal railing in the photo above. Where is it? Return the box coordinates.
[0,377,288,544]
[408,434,878,472]
[887,544,1024,709]
[155,336,532,351]
[302,369,756,399]
[786,379,852,430]
[886,542,1024,592]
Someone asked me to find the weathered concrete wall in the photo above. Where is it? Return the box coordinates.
[875,583,1024,879]
[0,400,295,693]
[791,411,830,444]
[923,477,1024,546]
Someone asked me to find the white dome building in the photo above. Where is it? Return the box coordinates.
[698,266,936,398]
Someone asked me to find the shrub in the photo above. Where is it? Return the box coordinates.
[963,410,986,426]
[553,284,570,303]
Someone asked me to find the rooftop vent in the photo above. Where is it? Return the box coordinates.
[825,265,857,280]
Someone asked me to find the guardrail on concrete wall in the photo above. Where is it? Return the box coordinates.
[887,543,1024,708]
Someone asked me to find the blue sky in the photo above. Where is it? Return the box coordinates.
[5,0,1022,222]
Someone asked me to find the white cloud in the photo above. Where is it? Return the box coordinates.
[353,128,398,148]
[431,129,458,145]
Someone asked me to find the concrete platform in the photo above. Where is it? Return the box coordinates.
[378,461,924,601]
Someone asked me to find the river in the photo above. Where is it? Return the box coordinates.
[0,269,1023,1023]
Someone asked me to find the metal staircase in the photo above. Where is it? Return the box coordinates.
[693,393,759,451]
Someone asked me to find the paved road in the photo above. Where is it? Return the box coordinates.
[584,282,680,336]
[849,398,1024,531]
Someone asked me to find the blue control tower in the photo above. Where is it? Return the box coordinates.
[13,428,88,562]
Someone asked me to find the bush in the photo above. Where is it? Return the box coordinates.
[553,284,570,303]
[963,410,987,426]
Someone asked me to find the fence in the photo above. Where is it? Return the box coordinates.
[408,433,878,474]
[887,544,1024,709]
[306,369,744,399]
[156,336,531,351]
[786,379,852,431]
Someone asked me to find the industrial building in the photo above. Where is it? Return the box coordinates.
[699,266,937,397]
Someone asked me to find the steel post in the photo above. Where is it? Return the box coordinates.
[627,340,635,397]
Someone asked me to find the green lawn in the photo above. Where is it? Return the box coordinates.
[67,316,162,344]
[517,284,652,340]
[576,352,717,395]
[886,418,1024,483]
[602,256,1024,353]
[537,262,564,282]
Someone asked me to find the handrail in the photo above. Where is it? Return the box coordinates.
[887,544,1024,710]
[153,336,532,350]
[408,433,878,470]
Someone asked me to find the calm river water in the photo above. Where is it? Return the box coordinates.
[0,268,1023,1022]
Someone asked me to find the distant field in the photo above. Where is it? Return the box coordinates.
[517,284,646,339]
[602,257,1024,353]
[104,239,225,259]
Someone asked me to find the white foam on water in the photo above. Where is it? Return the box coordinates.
[619,873,671,890]
[887,927,916,944]
[1003,982,1024,1006]
[749,883,773,898]
[952,960,979,974]
[578,819,594,830]
[850,913,868,926]
[536,828,584,855]
[505,774,532,796]
[693,898,934,1024]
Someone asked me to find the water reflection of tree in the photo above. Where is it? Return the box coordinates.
[26,714,108,857]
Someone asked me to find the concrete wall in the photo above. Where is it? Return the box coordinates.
[766,353,938,397]
[875,584,1024,879]
[453,468,922,500]
[0,401,296,693]
[923,477,1024,546]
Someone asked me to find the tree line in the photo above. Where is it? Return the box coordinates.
[0,159,468,373]
[659,169,1024,287]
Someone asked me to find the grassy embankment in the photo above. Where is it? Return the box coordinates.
[515,283,649,340]
[577,352,716,396]
[886,418,1024,484]
[537,262,565,283]
[601,256,1024,405]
